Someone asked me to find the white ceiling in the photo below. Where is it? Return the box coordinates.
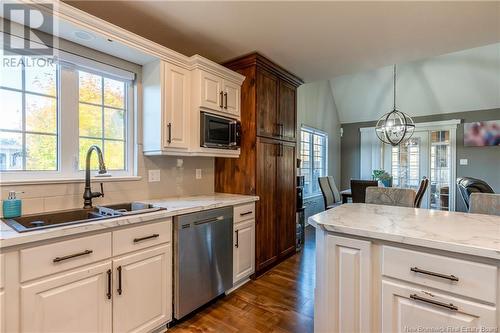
[66,1,500,82]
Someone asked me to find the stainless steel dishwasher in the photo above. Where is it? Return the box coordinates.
[173,206,233,320]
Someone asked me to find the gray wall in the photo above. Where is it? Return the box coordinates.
[297,80,342,218]
[340,108,500,211]
[297,80,342,188]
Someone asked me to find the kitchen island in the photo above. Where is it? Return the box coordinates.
[309,203,500,333]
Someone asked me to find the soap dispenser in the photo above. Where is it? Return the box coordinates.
[3,191,23,219]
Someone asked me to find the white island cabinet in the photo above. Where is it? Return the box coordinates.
[311,203,500,333]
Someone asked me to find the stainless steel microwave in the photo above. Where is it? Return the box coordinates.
[200,112,241,149]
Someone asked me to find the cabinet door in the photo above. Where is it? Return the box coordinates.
[255,139,278,272]
[256,69,278,139]
[163,62,190,149]
[200,70,223,111]
[21,262,112,333]
[0,254,4,333]
[315,235,371,333]
[113,245,172,333]
[276,142,296,258]
[222,80,240,116]
[382,280,497,333]
[278,80,297,142]
[233,219,255,283]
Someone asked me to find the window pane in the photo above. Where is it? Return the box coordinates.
[0,131,23,171]
[79,103,102,138]
[79,138,102,170]
[104,108,124,140]
[26,94,57,134]
[25,62,57,96]
[104,140,125,170]
[104,78,124,108]
[0,89,23,130]
[26,134,57,171]
[0,64,22,90]
[79,71,102,104]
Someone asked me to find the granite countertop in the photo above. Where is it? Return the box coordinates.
[0,193,258,249]
[309,203,500,260]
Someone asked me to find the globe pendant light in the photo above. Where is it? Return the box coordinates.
[375,64,415,146]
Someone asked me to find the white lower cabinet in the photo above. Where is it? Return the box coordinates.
[382,280,497,332]
[21,261,113,333]
[233,219,255,284]
[316,234,372,333]
[113,245,172,333]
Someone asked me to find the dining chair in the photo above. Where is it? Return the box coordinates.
[365,187,416,208]
[318,177,341,210]
[414,177,429,208]
[350,180,378,203]
[457,177,495,210]
[327,176,341,203]
[469,193,500,216]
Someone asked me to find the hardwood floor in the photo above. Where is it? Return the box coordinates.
[169,226,315,333]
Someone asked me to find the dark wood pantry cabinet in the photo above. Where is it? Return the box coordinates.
[215,53,303,276]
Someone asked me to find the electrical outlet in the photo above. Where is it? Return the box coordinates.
[459,159,468,166]
[195,169,202,180]
[148,169,161,182]
[176,159,183,168]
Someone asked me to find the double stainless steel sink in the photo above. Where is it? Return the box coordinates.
[3,202,163,233]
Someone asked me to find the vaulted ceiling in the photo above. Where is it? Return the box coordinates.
[66,1,500,82]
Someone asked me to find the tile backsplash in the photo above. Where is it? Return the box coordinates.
[0,155,214,217]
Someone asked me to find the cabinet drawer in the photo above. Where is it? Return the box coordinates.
[382,246,497,304]
[234,203,255,223]
[112,219,172,256]
[20,233,111,282]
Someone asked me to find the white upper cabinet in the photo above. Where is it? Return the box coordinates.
[163,62,190,150]
[223,80,241,117]
[143,60,190,154]
[194,69,241,117]
[143,60,244,157]
[200,70,223,111]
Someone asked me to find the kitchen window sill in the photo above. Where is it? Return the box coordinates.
[0,176,142,186]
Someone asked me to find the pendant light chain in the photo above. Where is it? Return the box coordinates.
[393,64,397,110]
[375,63,415,146]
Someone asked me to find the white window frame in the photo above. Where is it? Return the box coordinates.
[0,51,136,184]
[300,125,328,198]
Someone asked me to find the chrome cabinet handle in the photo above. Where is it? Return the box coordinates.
[224,92,228,109]
[167,123,172,144]
[410,294,458,311]
[106,269,112,300]
[133,234,160,243]
[117,266,122,295]
[410,267,459,282]
[235,230,239,248]
[278,123,284,137]
[53,249,93,263]
[219,91,224,108]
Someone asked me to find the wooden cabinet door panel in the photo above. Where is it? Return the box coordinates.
[163,62,189,149]
[255,139,278,271]
[278,80,296,142]
[113,245,171,333]
[277,143,296,257]
[381,280,497,332]
[256,69,278,139]
[233,220,255,283]
[21,262,112,333]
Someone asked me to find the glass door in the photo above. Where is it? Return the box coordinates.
[389,132,429,207]
[384,130,453,211]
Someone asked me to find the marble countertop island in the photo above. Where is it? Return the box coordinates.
[0,193,258,249]
[309,203,500,260]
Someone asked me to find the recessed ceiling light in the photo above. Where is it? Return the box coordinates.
[74,30,95,41]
